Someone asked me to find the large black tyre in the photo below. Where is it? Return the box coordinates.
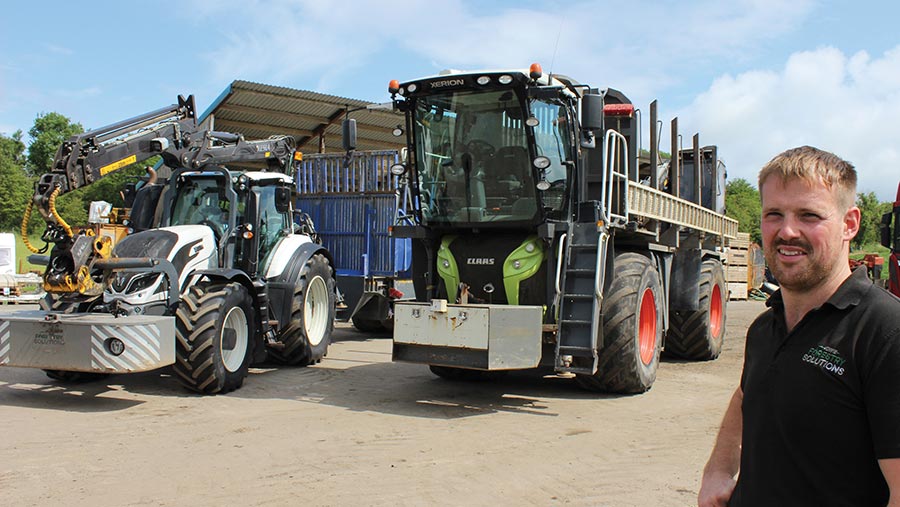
[576,253,663,394]
[429,365,502,382]
[351,316,385,333]
[40,294,109,384]
[174,282,255,394]
[268,253,335,366]
[665,259,726,360]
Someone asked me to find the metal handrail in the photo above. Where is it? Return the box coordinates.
[554,233,567,296]
[602,130,630,224]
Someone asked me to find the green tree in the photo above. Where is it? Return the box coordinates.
[853,191,888,249]
[725,178,762,244]
[25,112,83,177]
[0,132,34,232]
[0,130,26,164]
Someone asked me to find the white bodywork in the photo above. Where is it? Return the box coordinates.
[265,234,314,279]
[103,225,217,315]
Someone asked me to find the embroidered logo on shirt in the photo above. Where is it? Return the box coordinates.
[802,345,846,376]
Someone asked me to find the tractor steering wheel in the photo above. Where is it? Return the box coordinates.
[465,140,496,159]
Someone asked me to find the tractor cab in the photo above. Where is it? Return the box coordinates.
[399,71,577,229]
[164,168,294,277]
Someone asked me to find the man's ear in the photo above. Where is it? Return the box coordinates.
[844,206,861,241]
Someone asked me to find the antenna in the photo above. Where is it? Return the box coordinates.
[548,19,564,78]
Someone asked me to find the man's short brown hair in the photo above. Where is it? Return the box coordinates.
[758,146,857,211]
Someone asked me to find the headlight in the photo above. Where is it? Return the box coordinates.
[533,156,551,169]
[128,273,161,293]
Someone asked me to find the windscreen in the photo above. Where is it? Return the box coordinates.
[170,177,229,227]
[412,88,537,225]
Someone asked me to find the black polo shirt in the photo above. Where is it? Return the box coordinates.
[732,267,900,507]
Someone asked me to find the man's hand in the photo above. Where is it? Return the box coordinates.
[698,470,736,507]
[697,388,743,507]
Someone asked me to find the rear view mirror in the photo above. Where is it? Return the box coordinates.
[342,119,357,151]
[581,94,604,131]
[275,186,292,213]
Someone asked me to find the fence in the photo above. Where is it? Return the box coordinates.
[295,150,410,278]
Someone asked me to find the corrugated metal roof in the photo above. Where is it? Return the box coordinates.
[200,80,404,154]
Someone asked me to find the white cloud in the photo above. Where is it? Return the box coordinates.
[175,0,900,202]
[54,87,102,99]
[185,0,814,101]
[679,46,900,201]
[44,44,74,56]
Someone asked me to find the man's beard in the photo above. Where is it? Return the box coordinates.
[764,239,835,292]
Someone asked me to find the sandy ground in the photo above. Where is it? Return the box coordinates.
[0,300,766,507]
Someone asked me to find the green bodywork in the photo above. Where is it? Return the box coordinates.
[502,235,544,305]
[436,235,545,305]
[436,235,461,303]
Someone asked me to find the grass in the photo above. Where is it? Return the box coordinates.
[7,230,48,274]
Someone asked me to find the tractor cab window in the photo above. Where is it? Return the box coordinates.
[256,184,290,270]
[170,177,229,230]
[413,88,537,225]
[530,98,574,215]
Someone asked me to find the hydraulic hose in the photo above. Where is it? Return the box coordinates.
[48,187,74,238]
[21,200,39,254]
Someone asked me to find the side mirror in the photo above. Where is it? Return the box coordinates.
[881,211,893,249]
[581,94,604,131]
[342,119,358,151]
[275,186,292,213]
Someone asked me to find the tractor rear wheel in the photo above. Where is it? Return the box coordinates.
[576,252,663,394]
[174,282,254,394]
[665,259,726,360]
[268,253,335,365]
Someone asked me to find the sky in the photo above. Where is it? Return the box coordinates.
[2,0,899,201]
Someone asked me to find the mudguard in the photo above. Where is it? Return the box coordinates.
[267,240,333,330]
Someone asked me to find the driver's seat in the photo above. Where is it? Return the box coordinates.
[491,146,530,196]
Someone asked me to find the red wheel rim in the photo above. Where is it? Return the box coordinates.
[709,284,723,339]
[638,287,657,365]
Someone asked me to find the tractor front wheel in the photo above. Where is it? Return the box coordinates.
[174,282,255,394]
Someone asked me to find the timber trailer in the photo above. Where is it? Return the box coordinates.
[355,64,738,393]
[1,95,336,394]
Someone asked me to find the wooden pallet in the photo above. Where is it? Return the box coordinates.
[726,233,751,301]
[728,282,748,300]
[726,265,748,284]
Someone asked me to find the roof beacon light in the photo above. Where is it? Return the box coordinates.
[388,80,400,95]
[529,63,543,80]
[603,103,635,117]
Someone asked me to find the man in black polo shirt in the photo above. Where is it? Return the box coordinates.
[698,146,900,506]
